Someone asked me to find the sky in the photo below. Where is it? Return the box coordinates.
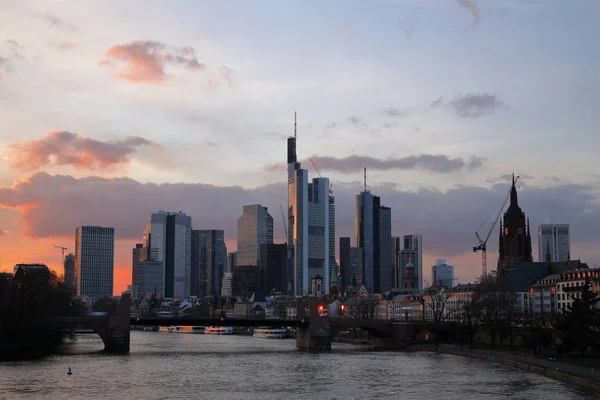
[0,0,599,295]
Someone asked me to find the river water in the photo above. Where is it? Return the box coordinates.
[0,332,597,400]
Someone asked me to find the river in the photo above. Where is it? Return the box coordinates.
[0,331,597,399]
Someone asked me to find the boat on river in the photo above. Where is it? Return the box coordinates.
[205,326,234,335]
[253,327,287,339]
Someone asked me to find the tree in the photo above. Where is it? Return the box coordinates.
[459,295,482,350]
[423,283,459,346]
[92,296,119,314]
[557,278,600,356]
[476,274,518,348]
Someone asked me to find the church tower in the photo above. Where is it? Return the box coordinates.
[497,174,533,273]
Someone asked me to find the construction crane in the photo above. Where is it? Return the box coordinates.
[279,204,288,237]
[310,159,333,194]
[473,175,519,276]
[54,245,67,266]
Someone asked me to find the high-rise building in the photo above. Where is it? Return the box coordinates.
[431,259,455,288]
[237,204,273,266]
[287,114,334,296]
[192,230,227,298]
[259,243,287,296]
[403,235,423,289]
[537,224,570,262]
[392,237,401,288]
[131,243,143,299]
[232,264,260,297]
[498,174,533,273]
[63,253,75,286]
[75,226,114,299]
[135,260,164,297]
[146,211,192,298]
[355,171,393,293]
[340,237,364,289]
[227,252,237,273]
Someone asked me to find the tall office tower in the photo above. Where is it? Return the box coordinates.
[227,251,237,273]
[75,226,114,299]
[131,243,143,299]
[378,205,393,293]
[259,243,287,295]
[135,260,164,297]
[339,237,351,289]
[498,174,533,273]
[392,237,401,288]
[329,194,339,290]
[192,230,227,298]
[399,248,417,289]
[355,169,392,293]
[403,235,423,289]
[232,264,260,297]
[146,211,192,298]
[63,253,75,286]
[237,204,274,266]
[287,113,333,296]
[431,259,455,288]
[344,248,364,288]
[537,224,570,262]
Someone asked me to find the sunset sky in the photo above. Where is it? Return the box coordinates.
[1,0,599,295]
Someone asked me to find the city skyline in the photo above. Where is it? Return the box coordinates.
[1,1,600,294]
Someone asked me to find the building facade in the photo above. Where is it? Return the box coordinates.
[431,259,455,288]
[537,224,570,263]
[63,253,75,286]
[236,204,273,266]
[75,226,114,299]
[399,249,418,289]
[146,211,192,298]
[403,235,423,289]
[259,243,287,296]
[392,237,401,288]
[192,229,227,298]
[135,260,164,298]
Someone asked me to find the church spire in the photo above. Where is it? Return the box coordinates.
[510,173,519,207]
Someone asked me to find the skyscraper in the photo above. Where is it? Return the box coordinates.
[131,243,143,299]
[259,243,287,295]
[237,204,273,266]
[192,229,227,298]
[432,259,455,288]
[145,211,191,298]
[392,237,401,288]
[399,248,417,289]
[537,224,570,262]
[403,235,423,289]
[287,113,334,296]
[498,174,533,273]
[75,226,114,299]
[63,253,75,286]
[355,170,393,293]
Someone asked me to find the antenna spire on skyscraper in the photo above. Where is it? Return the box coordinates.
[364,167,367,192]
[294,111,297,139]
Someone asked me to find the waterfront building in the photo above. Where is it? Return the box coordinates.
[145,211,192,298]
[75,226,114,299]
[237,204,273,266]
[537,224,570,262]
[431,259,455,288]
[192,229,227,298]
[287,114,334,296]
[63,253,75,286]
[498,174,533,273]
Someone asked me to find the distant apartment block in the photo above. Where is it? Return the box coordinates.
[75,226,114,299]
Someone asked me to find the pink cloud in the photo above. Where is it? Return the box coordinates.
[100,40,205,83]
[2,131,161,171]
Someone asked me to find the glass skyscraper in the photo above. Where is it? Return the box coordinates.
[75,226,114,299]
[236,204,273,266]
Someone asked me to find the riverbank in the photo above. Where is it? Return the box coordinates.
[415,344,600,391]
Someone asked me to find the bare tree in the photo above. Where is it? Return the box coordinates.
[423,281,459,346]
[476,274,518,348]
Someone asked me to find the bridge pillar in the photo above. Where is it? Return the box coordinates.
[104,294,131,353]
[296,298,333,350]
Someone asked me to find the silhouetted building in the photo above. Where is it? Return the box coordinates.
[498,174,533,273]
[75,226,114,299]
[131,243,143,299]
[232,264,260,298]
[237,204,273,266]
[63,254,75,286]
[135,260,164,297]
[192,230,227,298]
[392,237,401,288]
[537,224,570,262]
[259,243,287,296]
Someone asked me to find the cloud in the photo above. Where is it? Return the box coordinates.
[457,0,482,27]
[432,93,503,118]
[348,116,363,125]
[0,229,7,237]
[0,173,598,276]
[397,19,419,39]
[32,12,77,32]
[48,41,78,51]
[383,108,406,118]
[100,40,206,83]
[2,131,162,172]
[0,57,11,77]
[268,154,487,174]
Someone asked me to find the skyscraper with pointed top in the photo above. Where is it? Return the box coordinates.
[287,112,335,296]
[498,173,533,273]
